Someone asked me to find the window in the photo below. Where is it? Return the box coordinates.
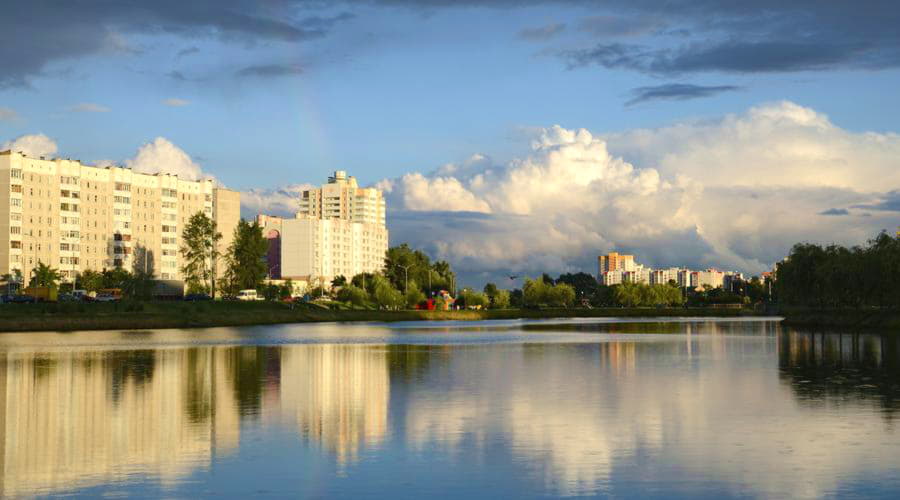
[11,184,22,193]
[162,188,177,198]
[11,168,22,179]
[115,183,131,191]
[10,198,21,207]
[10,226,21,235]
[162,225,176,233]
[114,196,130,204]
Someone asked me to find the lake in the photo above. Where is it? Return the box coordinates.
[1,318,898,498]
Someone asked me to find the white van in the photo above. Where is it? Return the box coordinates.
[237,289,260,301]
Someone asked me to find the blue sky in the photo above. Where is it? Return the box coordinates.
[3,1,900,281]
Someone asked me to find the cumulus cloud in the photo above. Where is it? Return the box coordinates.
[240,183,314,219]
[68,102,110,113]
[125,137,209,181]
[375,101,900,282]
[2,133,58,157]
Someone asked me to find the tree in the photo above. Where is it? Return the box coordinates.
[491,289,511,309]
[384,243,456,296]
[181,212,222,296]
[331,275,348,289]
[374,281,403,310]
[30,261,61,288]
[221,219,267,296]
[458,289,489,309]
[2,269,23,295]
[556,272,599,300]
[547,283,576,307]
[102,267,132,289]
[337,284,369,307]
[78,270,103,293]
[404,281,426,308]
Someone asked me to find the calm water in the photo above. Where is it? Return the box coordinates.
[1,318,899,499]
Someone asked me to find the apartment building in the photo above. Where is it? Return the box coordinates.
[298,170,385,226]
[259,171,388,287]
[598,251,635,275]
[0,150,239,284]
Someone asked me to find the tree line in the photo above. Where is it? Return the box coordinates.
[775,230,900,308]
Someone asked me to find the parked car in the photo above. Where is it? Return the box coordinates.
[184,293,212,301]
[94,292,119,302]
[6,294,37,304]
[58,293,80,302]
[237,289,260,301]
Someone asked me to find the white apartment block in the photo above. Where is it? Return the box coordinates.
[0,150,239,284]
[690,269,726,290]
[260,171,388,286]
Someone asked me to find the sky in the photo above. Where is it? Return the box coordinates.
[2,1,900,285]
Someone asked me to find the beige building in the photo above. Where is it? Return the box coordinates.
[259,171,388,287]
[0,150,239,285]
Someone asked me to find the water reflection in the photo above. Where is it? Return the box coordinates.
[0,321,898,498]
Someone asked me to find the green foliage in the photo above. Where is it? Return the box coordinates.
[611,282,684,307]
[458,289,489,309]
[29,261,61,288]
[337,284,369,307]
[491,289,511,309]
[555,272,599,299]
[221,219,268,296]
[483,282,511,309]
[331,275,348,289]
[523,278,576,307]
[180,212,222,296]
[775,231,900,307]
[374,280,404,310]
[102,267,132,289]
[385,243,455,296]
[123,270,154,300]
[405,282,426,308]
[78,270,104,292]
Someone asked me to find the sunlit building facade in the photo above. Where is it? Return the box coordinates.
[0,150,240,284]
[258,171,388,287]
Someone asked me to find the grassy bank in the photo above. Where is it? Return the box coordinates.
[779,307,900,330]
[0,301,763,333]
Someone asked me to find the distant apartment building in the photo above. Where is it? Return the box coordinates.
[0,150,239,284]
[598,251,635,275]
[258,171,388,287]
[690,269,726,290]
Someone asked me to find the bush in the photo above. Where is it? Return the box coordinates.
[336,285,369,307]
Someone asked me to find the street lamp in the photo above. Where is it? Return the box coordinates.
[398,264,412,295]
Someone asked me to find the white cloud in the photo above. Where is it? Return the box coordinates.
[163,98,190,107]
[377,101,900,280]
[240,183,314,218]
[0,107,18,121]
[606,101,900,191]
[125,137,209,181]
[68,102,111,113]
[2,133,58,157]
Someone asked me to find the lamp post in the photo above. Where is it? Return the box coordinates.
[398,264,412,295]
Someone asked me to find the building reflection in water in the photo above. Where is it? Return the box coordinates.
[279,345,389,465]
[0,343,390,496]
[0,322,898,498]
[0,347,242,497]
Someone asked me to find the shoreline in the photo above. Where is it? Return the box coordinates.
[0,302,760,333]
[778,307,900,330]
